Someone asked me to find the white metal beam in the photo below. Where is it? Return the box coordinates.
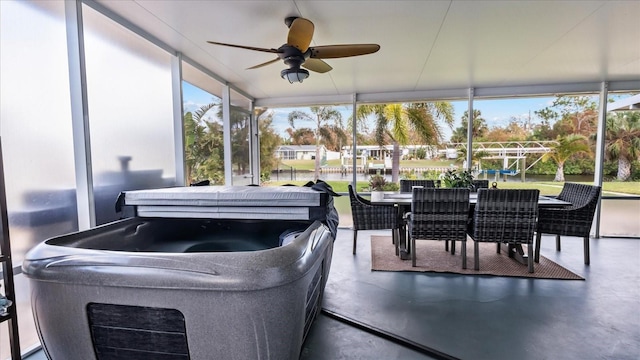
[250,100,259,185]
[222,85,232,185]
[172,53,186,186]
[255,81,640,108]
[594,82,609,238]
[466,88,474,171]
[66,0,95,230]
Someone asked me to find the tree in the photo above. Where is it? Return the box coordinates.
[186,105,282,184]
[214,105,254,177]
[603,111,640,181]
[530,95,600,179]
[357,102,454,182]
[285,127,315,145]
[542,134,591,182]
[449,109,488,143]
[255,108,283,181]
[534,95,598,138]
[484,118,529,142]
[288,106,346,181]
[230,107,250,176]
[552,96,598,136]
[455,146,491,170]
[530,120,556,141]
[184,103,225,184]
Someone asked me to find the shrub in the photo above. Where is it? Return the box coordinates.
[441,169,474,188]
[381,182,399,191]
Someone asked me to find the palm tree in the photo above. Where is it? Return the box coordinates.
[357,102,455,182]
[288,106,345,181]
[185,103,222,183]
[455,146,491,171]
[215,105,253,177]
[255,108,283,181]
[450,109,488,143]
[604,111,640,181]
[542,134,591,182]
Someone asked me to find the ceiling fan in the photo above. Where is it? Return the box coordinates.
[207,16,380,83]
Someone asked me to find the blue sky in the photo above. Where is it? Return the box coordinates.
[183,82,558,141]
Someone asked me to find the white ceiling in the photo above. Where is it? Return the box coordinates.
[94,0,640,106]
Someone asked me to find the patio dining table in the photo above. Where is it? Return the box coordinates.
[370,191,572,264]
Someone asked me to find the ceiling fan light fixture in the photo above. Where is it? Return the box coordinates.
[281,68,309,83]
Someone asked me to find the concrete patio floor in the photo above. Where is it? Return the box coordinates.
[300,228,639,360]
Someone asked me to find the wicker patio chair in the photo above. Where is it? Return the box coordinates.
[472,180,489,190]
[400,179,436,193]
[408,187,471,268]
[468,189,540,272]
[348,185,401,255]
[534,182,601,265]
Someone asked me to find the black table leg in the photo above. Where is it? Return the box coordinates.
[399,225,410,260]
[398,205,411,260]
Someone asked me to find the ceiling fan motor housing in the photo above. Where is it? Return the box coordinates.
[284,16,299,28]
[280,45,308,68]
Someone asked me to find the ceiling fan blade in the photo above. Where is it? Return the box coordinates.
[287,18,314,52]
[302,58,333,73]
[207,41,280,54]
[309,44,380,59]
[247,57,281,70]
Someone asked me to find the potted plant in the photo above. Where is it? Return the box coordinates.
[369,174,387,191]
[369,174,399,192]
[368,174,399,201]
[441,169,475,189]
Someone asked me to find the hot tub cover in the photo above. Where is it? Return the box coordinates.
[123,185,324,207]
[117,180,340,238]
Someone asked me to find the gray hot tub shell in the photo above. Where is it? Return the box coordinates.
[23,185,337,360]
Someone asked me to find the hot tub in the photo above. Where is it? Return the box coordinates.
[23,184,338,360]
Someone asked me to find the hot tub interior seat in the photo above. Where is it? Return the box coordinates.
[45,217,312,253]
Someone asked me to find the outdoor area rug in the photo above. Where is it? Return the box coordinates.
[371,235,584,280]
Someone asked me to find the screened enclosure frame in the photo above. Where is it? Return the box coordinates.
[3,1,639,268]
[79,0,638,237]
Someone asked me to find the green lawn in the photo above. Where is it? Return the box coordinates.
[274,159,640,195]
[265,179,640,196]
